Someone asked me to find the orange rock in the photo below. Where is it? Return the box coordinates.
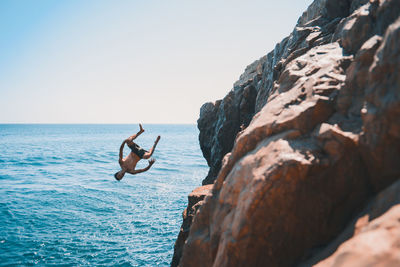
[173,1,400,266]
[171,185,212,267]
[301,180,400,267]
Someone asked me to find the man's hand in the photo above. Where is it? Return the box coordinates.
[139,123,144,132]
[149,158,156,166]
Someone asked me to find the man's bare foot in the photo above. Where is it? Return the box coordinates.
[155,135,161,144]
[139,123,144,132]
[149,158,156,166]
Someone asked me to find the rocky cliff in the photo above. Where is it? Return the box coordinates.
[172,0,400,266]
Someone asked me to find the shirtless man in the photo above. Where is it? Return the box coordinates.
[114,124,160,181]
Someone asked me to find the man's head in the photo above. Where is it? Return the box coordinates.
[114,170,126,181]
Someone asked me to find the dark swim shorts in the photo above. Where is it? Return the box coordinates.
[128,142,147,159]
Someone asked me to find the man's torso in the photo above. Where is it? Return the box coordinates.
[120,152,140,172]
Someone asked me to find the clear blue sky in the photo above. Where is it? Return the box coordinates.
[0,0,313,124]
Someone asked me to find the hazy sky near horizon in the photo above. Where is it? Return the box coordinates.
[0,0,313,124]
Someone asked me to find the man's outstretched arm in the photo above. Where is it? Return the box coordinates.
[126,124,145,144]
[119,140,127,163]
[127,159,155,175]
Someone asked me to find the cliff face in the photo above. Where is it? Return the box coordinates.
[173,0,400,266]
[198,0,371,185]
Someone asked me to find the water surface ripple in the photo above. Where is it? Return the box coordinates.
[0,124,207,266]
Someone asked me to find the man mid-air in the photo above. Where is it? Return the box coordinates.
[114,124,160,181]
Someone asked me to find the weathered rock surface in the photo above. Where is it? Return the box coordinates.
[300,179,400,267]
[198,58,264,185]
[171,185,212,267]
[172,0,400,266]
[198,0,363,185]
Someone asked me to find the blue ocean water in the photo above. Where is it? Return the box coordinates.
[0,124,208,266]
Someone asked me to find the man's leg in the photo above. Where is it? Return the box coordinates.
[143,136,161,159]
[126,124,145,146]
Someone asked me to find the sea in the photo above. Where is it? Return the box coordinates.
[0,124,208,266]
